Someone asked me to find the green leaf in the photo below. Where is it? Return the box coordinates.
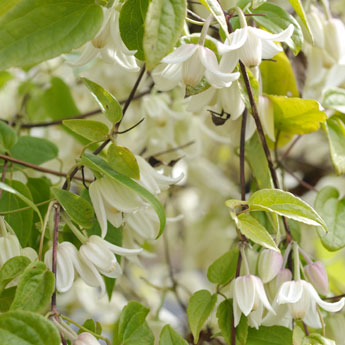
[52,188,94,229]
[0,310,60,345]
[0,121,17,152]
[266,95,327,142]
[10,261,54,313]
[159,325,188,345]
[118,301,154,345]
[0,71,13,89]
[260,52,299,97]
[143,0,187,70]
[0,287,16,312]
[314,186,345,251]
[246,326,292,345]
[0,181,41,246]
[324,117,345,175]
[119,0,150,61]
[10,136,58,166]
[81,152,166,238]
[322,87,345,113]
[199,0,229,40]
[287,0,312,38]
[81,77,123,124]
[236,213,278,251]
[251,2,303,55]
[248,189,328,231]
[0,0,103,69]
[79,319,102,336]
[63,119,109,142]
[217,299,248,345]
[246,133,274,189]
[107,144,140,180]
[0,256,31,294]
[187,290,217,344]
[207,248,239,285]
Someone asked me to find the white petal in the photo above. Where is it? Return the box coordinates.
[234,276,256,316]
[277,280,303,304]
[251,24,294,42]
[151,63,182,91]
[68,44,98,66]
[187,87,216,113]
[220,50,240,74]
[219,82,245,120]
[238,30,262,67]
[20,247,38,262]
[56,245,75,293]
[162,44,199,64]
[253,276,275,313]
[182,48,205,86]
[126,208,158,240]
[226,28,248,51]
[258,96,275,141]
[200,47,240,88]
[89,181,108,238]
[261,40,283,60]
[74,332,101,345]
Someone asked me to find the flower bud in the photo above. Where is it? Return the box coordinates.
[258,249,283,283]
[73,332,101,345]
[304,261,329,296]
[324,18,345,64]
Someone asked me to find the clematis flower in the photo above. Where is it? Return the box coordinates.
[229,274,275,328]
[68,7,139,71]
[79,235,142,279]
[73,332,101,345]
[221,17,294,68]
[152,41,240,90]
[264,280,345,329]
[324,17,345,65]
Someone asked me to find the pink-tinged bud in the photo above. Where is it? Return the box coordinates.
[73,332,101,345]
[258,249,283,283]
[304,261,329,296]
[267,268,292,299]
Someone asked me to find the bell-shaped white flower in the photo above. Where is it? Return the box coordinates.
[73,332,101,345]
[79,235,142,279]
[69,8,139,71]
[229,274,275,328]
[266,280,345,329]
[153,42,240,90]
[89,176,144,237]
[258,249,283,284]
[222,21,294,67]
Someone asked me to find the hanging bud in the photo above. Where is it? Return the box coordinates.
[304,261,329,296]
[258,249,283,284]
[73,332,101,345]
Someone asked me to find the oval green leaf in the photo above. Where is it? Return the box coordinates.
[81,77,123,124]
[187,290,217,344]
[314,186,345,251]
[0,121,17,152]
[107,144,140,180]
[248,189,328,232]
[53,188,94,229]
[0,310,60,345]
[63,119,109,142]
[81,152,166,238]
[159,325,188,345]
[0,0,103,69]
[143,0,187,70]
[10,136,58,166]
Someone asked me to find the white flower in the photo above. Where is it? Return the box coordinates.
[324,18,345,65]
[89,176,144,237]
[79,235,142,279]
[152,42,240,90]
[73,332,101,345]
[264,280,345,329]
[68,8,139,71]
[222,23,294,67]
[229,274,275,328]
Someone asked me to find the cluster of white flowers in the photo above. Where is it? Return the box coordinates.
[228,244,344,330]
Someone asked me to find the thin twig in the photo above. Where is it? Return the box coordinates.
[51,204,60,313]
[0,158,8,199]
[116,117,145,134]
[149,141,195,157]
[240,109,247,201]
[0,154,91,182]
[281,135,301,162]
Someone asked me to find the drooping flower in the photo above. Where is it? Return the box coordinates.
[229,274,275,328]
[221,15,294,68]
[264,280,345,329]
[68,7,139,71]
[152,39,240,90]
[79,235,142,279]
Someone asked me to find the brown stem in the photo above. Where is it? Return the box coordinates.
[281,135,301,162]
[0,159,8,199]
[51,204,60,313]
[240,109,247,201]
[0,154,91,182]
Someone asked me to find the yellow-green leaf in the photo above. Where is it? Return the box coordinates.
[63,119,109,142]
